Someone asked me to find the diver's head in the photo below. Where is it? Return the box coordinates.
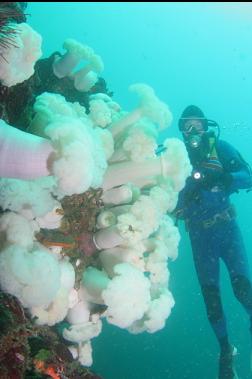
[179,105,208,135]
[178,105,208,149]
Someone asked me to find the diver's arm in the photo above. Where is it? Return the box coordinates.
[217,140,252,193]
[225,168,252,193]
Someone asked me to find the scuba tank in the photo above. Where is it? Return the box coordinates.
[187,120,221,163]
[202,130,223,172]
[186,121,223,184]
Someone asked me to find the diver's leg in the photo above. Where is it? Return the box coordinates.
[221,220,252,377]
[190,229,228,346]
[230,275,252,378]
[221,220,251,291]
[200,285,237,379]
[200,284,227,345]
[231,275,252,325]
[190,228,236,379]
[221,221,252,334]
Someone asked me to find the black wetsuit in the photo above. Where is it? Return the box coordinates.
[176,139,252,353]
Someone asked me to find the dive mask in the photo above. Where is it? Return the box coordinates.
[179,117,208,133]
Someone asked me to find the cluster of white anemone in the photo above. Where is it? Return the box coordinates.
[0,33,191,367]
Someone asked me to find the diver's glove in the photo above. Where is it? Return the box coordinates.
[195,167,233,189]
[203,167,222,184]
[191,166,221,185]
[191,161,232,189]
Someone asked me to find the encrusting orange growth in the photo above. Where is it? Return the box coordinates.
[40,240,76,249]
[34,359,61,379]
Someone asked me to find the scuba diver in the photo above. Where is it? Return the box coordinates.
[174,105,252,379]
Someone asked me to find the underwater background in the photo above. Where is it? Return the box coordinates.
[27,3,252,379]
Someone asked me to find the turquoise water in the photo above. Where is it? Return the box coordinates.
[28,3,252,378]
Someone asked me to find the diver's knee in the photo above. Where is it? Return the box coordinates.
[231,275,252,307]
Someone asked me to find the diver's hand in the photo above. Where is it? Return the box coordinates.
[201,166,223,185]
[197,166,232,189]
